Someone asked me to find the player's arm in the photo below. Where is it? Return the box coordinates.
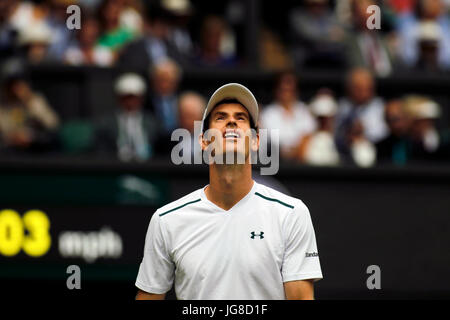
[135,289,166,300]
[284,279,315,300]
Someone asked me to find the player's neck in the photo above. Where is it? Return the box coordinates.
[206,163,254,211]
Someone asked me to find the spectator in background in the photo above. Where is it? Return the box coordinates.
[404,96,449,161]
[376,99,412,165]
[44,0,77,61]
[193,15,237,67]
[118,3,187,71]
[289,0,346,69]
[161,0,195,57]
[396,0,450,71]
[414,21,446,72]
[339,118,377,167]
[0,60,60,153]
[176,91,206,159]
[336,68,388,146]
[17,21,54,64]
[117,0,145,35]
[97,0,136,56]
[64,12,114,66]
[296,92,340,166]
[344,0,394,77]
[96,73,157,162]
[260,71,317,160]
[149,58,182,155]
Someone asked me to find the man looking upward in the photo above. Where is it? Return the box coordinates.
[136,83,322,300]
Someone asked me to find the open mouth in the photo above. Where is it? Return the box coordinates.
[223,130,241,140]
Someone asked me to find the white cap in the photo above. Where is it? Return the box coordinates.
[201,83,258,132]
[18,22,53,46]
[114,73,147,96]
[310,95,338,117]
[417,21,442,42]
[161,0,193,15]
[415,101,441,119]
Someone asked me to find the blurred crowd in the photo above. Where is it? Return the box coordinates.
[0,0,449,167]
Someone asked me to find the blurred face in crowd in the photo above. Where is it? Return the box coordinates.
[118,94,143,112]
[102,0,121,30]
[78,18,100,48]
[152,62,180,96]
[178,94,205,133]
[275,73,298,108]
[201,16,224,55]
[385,100,410,137]
[347,69,374,105]
[317,116,335,132]
[420,0,443,20]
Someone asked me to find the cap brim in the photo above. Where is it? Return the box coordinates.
[201,83,258,132]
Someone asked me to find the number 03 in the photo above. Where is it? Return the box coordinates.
[0,209,51,257]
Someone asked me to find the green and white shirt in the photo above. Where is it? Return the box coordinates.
[136,181,323,300]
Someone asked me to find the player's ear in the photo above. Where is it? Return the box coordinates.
[199,132,208,151]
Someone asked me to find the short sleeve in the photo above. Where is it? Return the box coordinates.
[135,212,175,294]
[281,202,323,283]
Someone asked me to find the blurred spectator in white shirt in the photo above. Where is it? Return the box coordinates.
[296,91,340,166]
[336,68,388,146]
[260,71,317,160]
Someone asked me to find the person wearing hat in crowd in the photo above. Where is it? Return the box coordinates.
[0,58,60,153]
[17,21,54,64]
[296,91,340,166]
[95,72,157,162]
[405,96,450,162]
[135,83,322,300]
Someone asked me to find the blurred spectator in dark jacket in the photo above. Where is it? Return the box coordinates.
[296,91,340,166]
[336,68,388,146]
[260,71,317,160]
[289,0,346,70]
[161,0,195,57]
[192,15,237,67]
[396,0,450,71]
[376,99,412,165]
[64,11,114,66]
[0,60,60,153]
[96,73,157,162]
[344,0,394,77]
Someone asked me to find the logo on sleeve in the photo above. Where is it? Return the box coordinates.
[250,231,264,239]
[305,252,319,258]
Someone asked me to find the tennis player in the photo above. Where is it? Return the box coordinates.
[135,83,323,300]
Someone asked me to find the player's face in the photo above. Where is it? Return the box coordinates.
[202,103,258,163]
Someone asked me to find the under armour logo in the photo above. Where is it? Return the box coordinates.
[250,231,264,239]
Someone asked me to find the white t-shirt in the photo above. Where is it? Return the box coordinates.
[135,181,323,300]
[260,102,317,153]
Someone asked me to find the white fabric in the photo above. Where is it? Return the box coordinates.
[136,181,322,300]
[261,102,317,153]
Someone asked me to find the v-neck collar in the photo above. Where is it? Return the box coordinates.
[201,181,257,213]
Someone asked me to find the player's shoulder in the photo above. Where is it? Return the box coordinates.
[254,182,309,213]
[155,188,203,218]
